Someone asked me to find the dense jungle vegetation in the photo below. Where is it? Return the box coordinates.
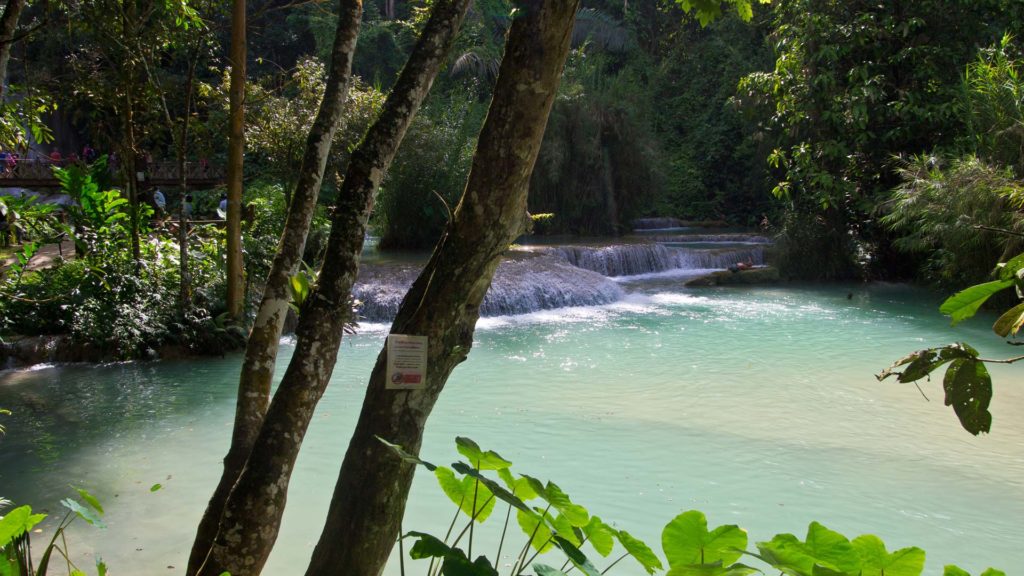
[2,2,1023,576]
[0,0,1022,349]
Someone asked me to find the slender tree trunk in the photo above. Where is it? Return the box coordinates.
[305,2,580,575]
[177,56,198,313]
[225,0,246,321]
[193,2,474,575]
[187,1,363,573]
[0,0,26,102]
[123,3,141,268]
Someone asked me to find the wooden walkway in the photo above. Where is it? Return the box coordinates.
[0,159,226,189]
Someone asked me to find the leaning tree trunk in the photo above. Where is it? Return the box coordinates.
[186,1,362,574]
[0,0,26,102]
[193,2,474,574]
[225,0,245,321]
[305,2,580,575]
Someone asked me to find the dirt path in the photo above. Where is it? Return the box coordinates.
[1,238,75,273]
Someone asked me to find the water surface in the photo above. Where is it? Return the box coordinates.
[1,282,1022,575]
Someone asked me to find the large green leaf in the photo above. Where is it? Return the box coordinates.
[74,486,104,515]
[517,508,555,553]
[995,252,1024,281]
[980,569,1007,576]
[755,523,859,576]
[455,437,512,470]
[0,505,46,547]
[451,462,532,514]
[540,482,589,527]
[435,467,496,523]
[662,510,747,567]
[533,565,570,576]
[803,523,859,574]
[544,512,581,546]
[583,516,616,557]
[992,301,1024,337]
[851,535,925,576]
[943,358,993,435]
[552,535,602,576]
[667,560,761,576]
[617,529,664,574]
[939,280,1014,326]
[61,498,106,528]
[406,532,499,576]
[408,531,453,559]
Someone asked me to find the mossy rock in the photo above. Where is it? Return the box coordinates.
[685,266,780,287]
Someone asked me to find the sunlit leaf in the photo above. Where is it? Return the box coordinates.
[455,437,512,470]
[662,510,747,567]
[0,505,46,547]
[939,280,1014,325]
[74,486,104,514]
[666,560,761,576]
[61,498,106,528]
[992,301,1024,337]
[517,508,555,553]
[617,528,664,574]
[583,516,616,557]
[851,534,925,576]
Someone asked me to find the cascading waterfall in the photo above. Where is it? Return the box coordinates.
[544,244,765,277]
[353,253,624,322]
[353,241,768,321]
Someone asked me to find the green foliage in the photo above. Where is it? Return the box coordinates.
[962,34,1024,175]
[882,155,1024,288]
[878,249,1024,435]
[1,488,106,576]
[236,60,385,192]
[387,437,1001,576]
[529,47,663,235]
[373,86,484,249]
[738,0,1018,279]
[0,87,56,151]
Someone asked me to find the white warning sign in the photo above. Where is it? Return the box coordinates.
[386,334,428,390]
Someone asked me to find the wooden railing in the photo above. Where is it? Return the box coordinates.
[0,159,226,188]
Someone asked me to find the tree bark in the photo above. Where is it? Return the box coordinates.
[0,0,26,102]
[304,2,580,575]
[225,0,246,321]
[186,1,363,574]
[193,2,474,575]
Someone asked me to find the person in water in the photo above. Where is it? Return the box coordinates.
[729,256,755,273]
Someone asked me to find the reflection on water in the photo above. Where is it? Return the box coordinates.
[1,283,1022,576]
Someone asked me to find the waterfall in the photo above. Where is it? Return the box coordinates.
[545,244,766,277]
[353,241,769,322]
[353,253,624,322]
[652,233,772,244]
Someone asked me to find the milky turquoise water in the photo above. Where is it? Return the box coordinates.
[1,282,1022,575]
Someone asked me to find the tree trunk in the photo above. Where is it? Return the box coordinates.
[305,2,580,575]
[193,2,473,574]
[187,1,363,574]
[177,56,198,313]
[0,0,26,102]
[225,0,246,321]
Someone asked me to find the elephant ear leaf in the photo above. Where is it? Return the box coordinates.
[662,510,747,568]
[851,534,924,576]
